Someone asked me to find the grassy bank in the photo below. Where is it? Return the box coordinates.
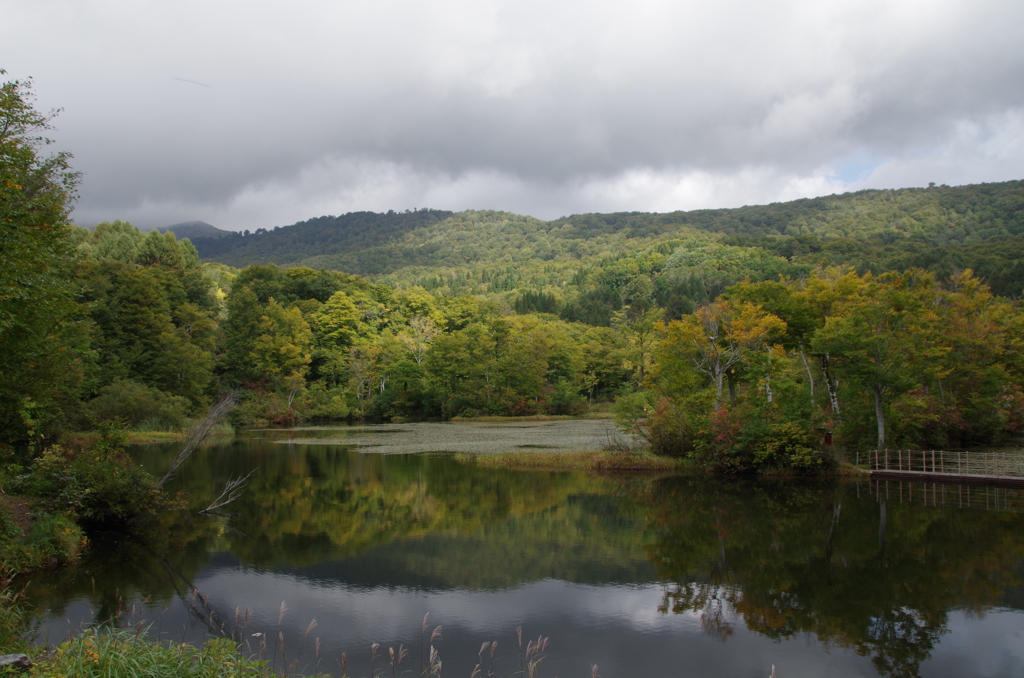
[0,497,86,575]
[23,628,316,678]
[454,448,689,472]
[62,422,234,448]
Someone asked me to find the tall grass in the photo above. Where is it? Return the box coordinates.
[0,579,27,653]
[28,627,285,678]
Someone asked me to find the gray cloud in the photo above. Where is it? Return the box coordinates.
[4,0,1023,230]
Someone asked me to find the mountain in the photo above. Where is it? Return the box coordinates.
[158,220,234,240]
[189,181,1024,298]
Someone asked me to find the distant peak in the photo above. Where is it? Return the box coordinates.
[158,221,233,239]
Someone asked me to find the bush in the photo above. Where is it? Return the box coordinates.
[1,512,86,573]
[0,505,21,543]
[613,390,656,441]
[86,379,191,430]
[13,424,162,525]
[753,421,836,474]
[547,379,587,416]
[301,383,351,420]
[644,394,714,458]
[693,406,760,473]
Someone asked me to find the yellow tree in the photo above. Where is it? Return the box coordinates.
[251,300,313,400]
[660,301,786,408]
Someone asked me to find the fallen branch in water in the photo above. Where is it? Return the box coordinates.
[158,390,239,488]
[200,469,256,515]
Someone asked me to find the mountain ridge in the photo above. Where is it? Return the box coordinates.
[188,181,1024,299]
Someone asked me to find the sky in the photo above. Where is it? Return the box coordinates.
[4,0,1024,231]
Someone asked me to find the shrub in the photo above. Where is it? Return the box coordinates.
[0,505,21,543]
[13,425,162,525]
[547,379,587,416]
[644,397,705,458]
[86,379,191,430]
[695,406,758,474]
[301,383,351,420]
[753,421,835,474]
[613,390,656,441]
[1,512,87,573]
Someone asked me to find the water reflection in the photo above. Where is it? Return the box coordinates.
[19,426,1024,677]
[642,476,1024,677]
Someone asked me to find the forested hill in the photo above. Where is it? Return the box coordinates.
[191,181,1024,295]
[192,209,455,273]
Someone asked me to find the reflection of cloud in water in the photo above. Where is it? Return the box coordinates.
[273,420,627,455]
[929,611,1024,677]
[190,566,1024,677]
[192,568,880,678]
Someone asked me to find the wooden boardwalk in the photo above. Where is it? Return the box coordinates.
[863,449,1024,489]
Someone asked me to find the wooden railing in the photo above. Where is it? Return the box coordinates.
[864,449,1024,479]
[868,478,1024,513]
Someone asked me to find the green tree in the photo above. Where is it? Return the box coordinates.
[813,271,946,450]
[0,72,85,445]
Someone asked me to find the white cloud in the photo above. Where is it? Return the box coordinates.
[4,0,1022,229]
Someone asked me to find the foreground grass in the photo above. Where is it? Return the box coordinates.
[10,627,329,678]
[454,448,689,472]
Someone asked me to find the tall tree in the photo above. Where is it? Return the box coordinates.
[813,271,946,450]
[0,73,84,444]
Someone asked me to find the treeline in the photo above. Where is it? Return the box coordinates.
[628,268,1024,473]
[0,216,634,444]
[216,261,629,422]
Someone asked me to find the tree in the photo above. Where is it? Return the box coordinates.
[0,72,84,444]
[660,301,786,408]
[813,271,946,450]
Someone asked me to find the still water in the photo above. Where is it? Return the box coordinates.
[20,423,1024,678]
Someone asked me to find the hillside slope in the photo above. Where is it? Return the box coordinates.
[191,181,1024,299]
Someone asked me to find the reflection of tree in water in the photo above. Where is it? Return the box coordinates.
[640,477,1024,678]
[21,444,652,621]
[659,583,735,641]
[862,608,947,678]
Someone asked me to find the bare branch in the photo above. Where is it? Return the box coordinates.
[158,390,239,488]
[200,469,256,514]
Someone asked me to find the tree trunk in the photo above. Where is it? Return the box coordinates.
[799,346,815,406]
[874,384,886,451]
[727,372,737,403]
[821,353,841,422]
[714,370,725,409]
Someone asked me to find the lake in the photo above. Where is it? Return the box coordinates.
[20,421,1024,677]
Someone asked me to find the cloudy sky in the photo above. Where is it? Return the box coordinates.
[4,0,1024,231]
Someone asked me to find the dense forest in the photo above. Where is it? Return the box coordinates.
[3,73,1024,481]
